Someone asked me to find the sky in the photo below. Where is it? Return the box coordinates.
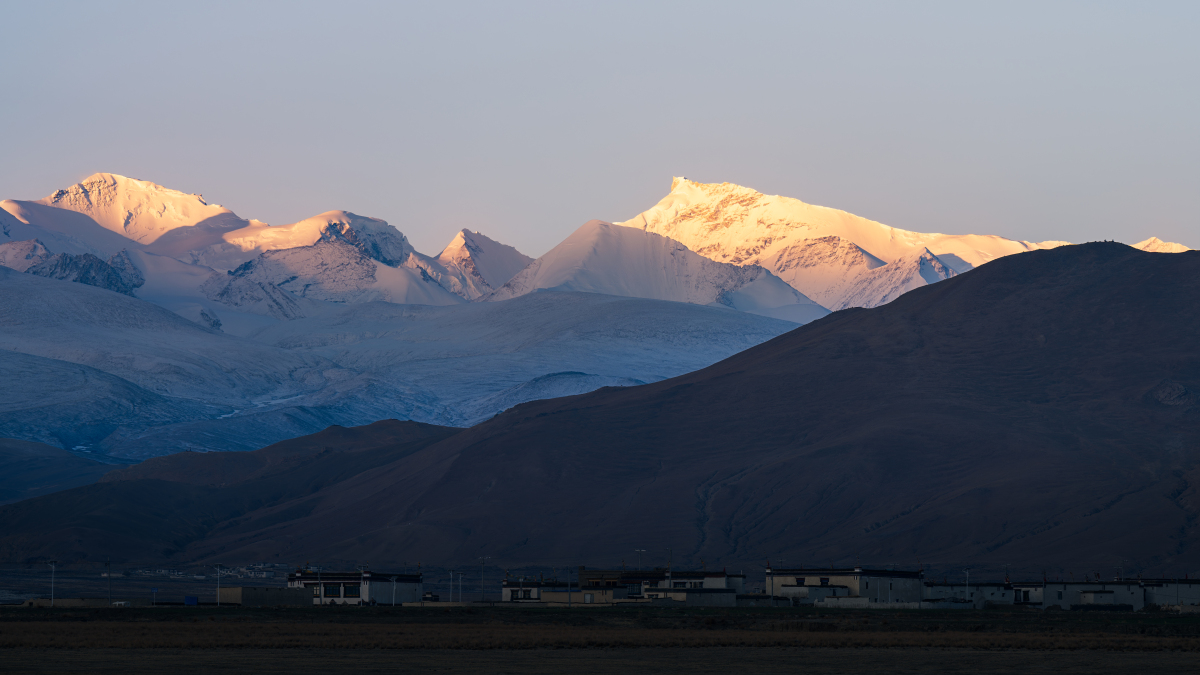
[1,1,1196,257]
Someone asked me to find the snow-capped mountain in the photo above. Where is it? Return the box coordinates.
[616,177,1069,309]
[487,220,830,324]
[187,210,416,271]
[1133,237,1191,253]
[419,229,534,300]
[204,237,464,307]
[36,173,243,245]
[2,173,250,259]
[1,175,537,311]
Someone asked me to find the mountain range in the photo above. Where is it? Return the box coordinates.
[0,172,1190,467]
[2,243,1195,575]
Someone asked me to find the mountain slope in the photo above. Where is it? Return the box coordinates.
[0,420,463,563]
[243,291,800,426]
[616,177,1068,309]
[0,239,51,272]
[345,242,1191,572]
[0,262,798,456]
[19,243,1193,572]
[0,439,114,506]
[487,220,829,323]
[204,238,465,306]
[1,198,139,257]
[832,248,957,310]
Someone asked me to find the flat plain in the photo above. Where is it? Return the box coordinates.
[4,605,1200,674]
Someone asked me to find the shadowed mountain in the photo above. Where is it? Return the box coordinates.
[0,421,459,562]
[2,244,1198,575]
[0,439,114,505]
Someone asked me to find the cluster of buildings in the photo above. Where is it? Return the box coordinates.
[491,565,1200,611]
[28,563,1198,610]
[761,566,1200,611]
[267,564,1200,611]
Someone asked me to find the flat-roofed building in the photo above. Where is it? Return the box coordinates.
[510,568,745,605]
[765,567,924,603]
[923,582,1014,608]
[1142,579,1200,608]
[501,577,566,602]
[576,568,745,596]
[287,569,421,605]
[1023,581,1145,611]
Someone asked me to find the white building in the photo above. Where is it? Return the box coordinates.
[765,567,924,604]
[287,568,422,605]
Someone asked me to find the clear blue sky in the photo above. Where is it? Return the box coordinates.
[2,1,1196,256]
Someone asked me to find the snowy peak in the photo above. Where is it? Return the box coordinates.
[1134,237,1191,253]
[192,210,415,271]
[618,177,1067,310]
[36,173,239,245]
[436,229,533,292]
[487,220,829,324]
[205,237,463,309]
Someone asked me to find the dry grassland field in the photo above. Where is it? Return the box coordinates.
[3,605,1200,674]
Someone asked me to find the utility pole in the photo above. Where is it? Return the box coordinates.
[215,564,222,607]
[47,557,56,605]
[106,558,111,604]
[478,556,491,603]
[390,576,397,606]
[963,569,970,606]
[635,549,646,571]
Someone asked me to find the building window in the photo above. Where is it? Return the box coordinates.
[584,593,594,604]
[344,584,361,598]
[673,582,686,588]
[309,584,319,597]
[820,578,829,586]
[1058,591,1063,600]
[324,583,341,598]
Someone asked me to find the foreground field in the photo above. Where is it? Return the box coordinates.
[11,647,1200,675]
[4,605,1200,674]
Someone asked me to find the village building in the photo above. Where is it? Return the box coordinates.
[286,569,422,605]
[502,568,745,606]
[1012,581,1145,611]
[1141,579,1200,608]
[765,567,924,604]
[923,582,1015,608]
[501,577,567,602]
